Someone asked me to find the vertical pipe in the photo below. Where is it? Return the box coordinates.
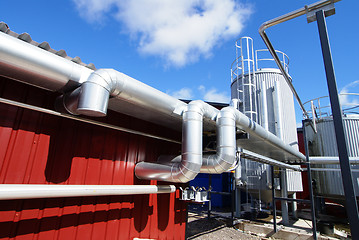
[316,10,359,238]
[235,188,241,218]
[274,80,283,140]
[303,120,318,240]
[231,173,235,225]
[235,156,242,218]
[280,169,289,225]
[292,193,298,219]
[271,166,277,232]
[261,80,269,131]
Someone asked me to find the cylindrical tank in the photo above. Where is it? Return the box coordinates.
[304,101,359,199]
[231,37,302,203]
[254,68,298,148]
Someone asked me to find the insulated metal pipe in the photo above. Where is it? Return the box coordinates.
[274,80,283,140]
[134,101,205,182]
[258,0,341,118]
[201,107,237,173]
[0,32,93,91]
[0,184,176,200]
[60,69,187,118]
[310,157,359,165]
[261,80,269,131]
[0,27,306,174]
[234,109,306,162]
[241,149,302,171]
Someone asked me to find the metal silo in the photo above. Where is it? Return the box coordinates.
[231,37,302,205]
[304,94,359,199]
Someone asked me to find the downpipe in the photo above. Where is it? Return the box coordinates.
[134,101,206,183]
[201,107,237,174]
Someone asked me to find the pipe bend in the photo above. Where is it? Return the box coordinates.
[85,69,125,96]
[200,106,237,174]
[135,101,206,183]
[188,100,219,121]
[259,22,268,35]
[75,69,125,116]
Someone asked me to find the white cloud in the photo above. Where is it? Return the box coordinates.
[339,80,359,106]
[199,86,230,103]
[72,0,117,23]
[72,0,252,67]
[168,85,230,103]
[168,88,193,99]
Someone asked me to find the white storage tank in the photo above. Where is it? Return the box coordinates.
[231,37,302,202]
[304,94,359,199]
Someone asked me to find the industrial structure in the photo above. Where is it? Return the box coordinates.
[0,20,305,239]
[0,0,358,239]
[304,94,359,199]
[230,37,302,213]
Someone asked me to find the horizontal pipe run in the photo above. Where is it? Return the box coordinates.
[303,168,359,173]
[0,97,181,144]
[0,31,93,91]
[259,0,341,31]
[0,184,176,200]
[274,197,311,203]
[309,157,359,165]
[234,109,306,163]
[62,69,187,118]
[241,149,302,171]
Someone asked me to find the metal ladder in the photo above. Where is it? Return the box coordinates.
[231,37,257,122]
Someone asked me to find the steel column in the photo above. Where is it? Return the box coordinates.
[316,10,359,239]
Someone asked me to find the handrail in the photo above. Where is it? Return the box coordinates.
[255,49,290,73]
[304,93,359,119]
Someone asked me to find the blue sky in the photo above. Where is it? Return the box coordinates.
[1,0,358,124]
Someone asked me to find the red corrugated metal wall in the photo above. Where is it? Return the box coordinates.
[0,77,186,240]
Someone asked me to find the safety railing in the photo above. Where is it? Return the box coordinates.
[255,49,290,73]
[304,93,359,119]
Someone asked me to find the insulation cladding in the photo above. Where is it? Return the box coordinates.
[254,69,298,149]
[0,77,186,239]
[231,67,302,195]
[255,69,302,193]
[304,116,359,198]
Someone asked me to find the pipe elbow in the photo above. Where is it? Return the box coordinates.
[259,22,268,35]
[200,107,237,174]
[188,100,218,121]
[77,69,125,117]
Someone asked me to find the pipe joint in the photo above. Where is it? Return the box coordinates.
[76,69,125,116]
[135,102,205,182]
[200,106,237,174]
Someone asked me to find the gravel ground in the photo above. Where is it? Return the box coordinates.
[186,212,261,240]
